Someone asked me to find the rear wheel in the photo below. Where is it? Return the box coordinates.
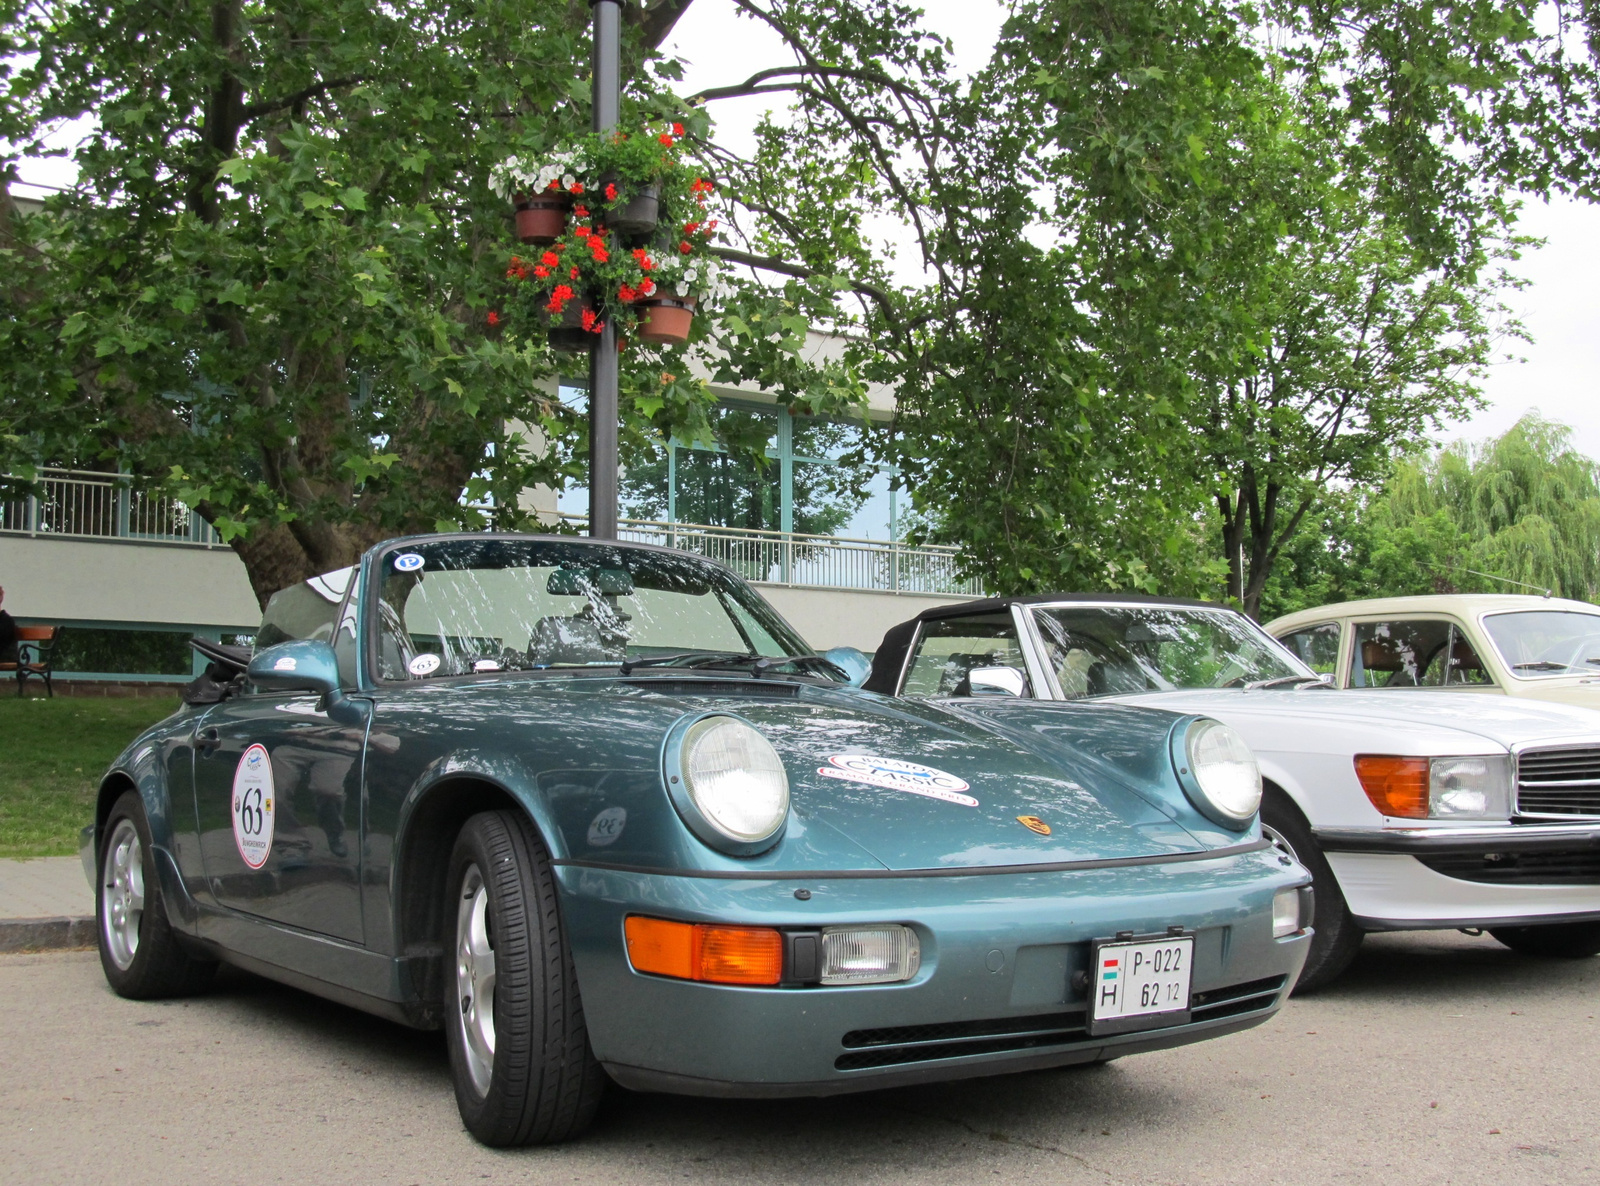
[1489,922,1600,959]
[443,810,605,1146]
[97,791,215,999]
[1261,788,1363,994]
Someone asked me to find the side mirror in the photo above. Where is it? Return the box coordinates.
[246,640,361,721]
[823,646,871,687]
[966,666,1027,697]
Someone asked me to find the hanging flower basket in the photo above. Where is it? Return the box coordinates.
[599,175,659,237]
[514,190,573,245]
[635,295,696,345]
[548,296,602,353]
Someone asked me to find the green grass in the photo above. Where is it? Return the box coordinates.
[0,695,182,858]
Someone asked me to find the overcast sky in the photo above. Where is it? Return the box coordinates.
[12,0,1597,461]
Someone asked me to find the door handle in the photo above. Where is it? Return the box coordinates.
[197,727,221,754]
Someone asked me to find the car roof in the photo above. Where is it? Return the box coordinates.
[900,591,1233,625]
[1265,594,1600,634]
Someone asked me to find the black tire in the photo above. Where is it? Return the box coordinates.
[1489,922,1600,959]
[444,810,605,1146]
[1261,787,1363,994]
[96,790,216,999]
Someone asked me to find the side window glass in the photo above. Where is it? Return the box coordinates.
[1280,623,1341,676]
[255,568,355,653]
[1443,626,1493,686]
[332,572,362,687]
[1351,620,1453,688]
[902,615,1031,698]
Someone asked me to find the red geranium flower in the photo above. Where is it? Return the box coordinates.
[605,183,618,202]
[569,266,580,279]
[672,122,685,137]
[573,205,590,218]
[533,264,551,279]
[641,278,656,296]
[618,284,637,303]
[486,311,500,326]
[679,240,692,254]
[683,221,700,235]
[540,251,559,268]
[582,308,599,332]
[569,182,584,194]
[658,133,674,146]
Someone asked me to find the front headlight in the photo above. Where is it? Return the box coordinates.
[669,715,791,855]
[1181,719,1263,828]
[1353,754,1512,820]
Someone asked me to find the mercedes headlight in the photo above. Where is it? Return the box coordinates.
[668,715,791,855]
[1181,718,1262,828]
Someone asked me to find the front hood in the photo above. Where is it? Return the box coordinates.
[1107,687,1600,752]
[731,690,1215,870]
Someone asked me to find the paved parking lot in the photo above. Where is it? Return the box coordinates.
[1,929,1596,1186]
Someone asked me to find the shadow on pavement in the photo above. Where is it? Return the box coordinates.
[1303,927,1600,1004]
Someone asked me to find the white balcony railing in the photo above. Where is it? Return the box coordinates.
[1,469,983,596]
[1,468,222,546]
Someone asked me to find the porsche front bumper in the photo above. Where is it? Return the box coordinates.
[557,847,1310,1097]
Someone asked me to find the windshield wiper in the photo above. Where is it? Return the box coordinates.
[618,650,743,675]
[1243,674,1333,690]
[1513,661,1571,672]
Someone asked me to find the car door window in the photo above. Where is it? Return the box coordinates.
[1278,623,1342,676]
[902,615,1032,698]
[1350,619,1492,688]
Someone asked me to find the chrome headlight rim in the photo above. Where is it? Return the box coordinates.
[1173,717,1263,830]
[662,712,791,856]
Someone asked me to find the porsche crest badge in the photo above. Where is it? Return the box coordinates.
[1016,815,1051,836]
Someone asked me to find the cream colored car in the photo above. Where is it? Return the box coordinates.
[1265,594,1600,711]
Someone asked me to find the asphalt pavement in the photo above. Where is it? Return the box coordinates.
[1,929,1596,1186]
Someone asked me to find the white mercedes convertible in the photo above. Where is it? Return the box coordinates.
[865,595,1600,990]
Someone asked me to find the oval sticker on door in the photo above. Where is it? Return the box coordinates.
[231,743,276,869]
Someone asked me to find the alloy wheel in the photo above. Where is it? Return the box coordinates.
[102,819,145,971]
[453,863,497,1096]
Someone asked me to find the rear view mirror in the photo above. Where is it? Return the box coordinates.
[823,646,871,687]
[966,666,1027,697]
[247,640,363,722]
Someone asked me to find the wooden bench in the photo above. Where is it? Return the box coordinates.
[1,625,59,698]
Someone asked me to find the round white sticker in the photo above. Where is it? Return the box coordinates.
[817,753,978,806]
[408,653,441,676]
[393,552,426,572]
[231,743,276,869]
[587,807,628,847]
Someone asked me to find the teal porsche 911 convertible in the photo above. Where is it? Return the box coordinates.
[84,534,1311,1145]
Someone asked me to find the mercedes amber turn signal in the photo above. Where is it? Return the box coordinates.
[624,916,784,986]
[1353,755,1429,818]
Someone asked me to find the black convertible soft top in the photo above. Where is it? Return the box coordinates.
[861,591,1230,695]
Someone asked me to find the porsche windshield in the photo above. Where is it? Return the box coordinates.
[1483,610,1600,678]
[373,538,811,680]
[1031,604,1312,697]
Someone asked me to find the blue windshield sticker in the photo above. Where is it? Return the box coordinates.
[393,552,426,572]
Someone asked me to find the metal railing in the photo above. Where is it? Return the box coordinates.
[1,468,222,546]
[0,469,983,595]
[552,513,983,596]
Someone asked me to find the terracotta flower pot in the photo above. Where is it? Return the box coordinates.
[599,173,660,237]
[515,190,573,245]
[636,295,695,345]
[548,299,598,353]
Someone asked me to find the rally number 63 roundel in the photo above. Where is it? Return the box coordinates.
[231,743,276,869]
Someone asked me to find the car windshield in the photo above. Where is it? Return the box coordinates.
[1031,604,1312,697]
[373,537,813,681]
[1482,610,1600,678]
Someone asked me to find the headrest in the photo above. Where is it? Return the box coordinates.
[1361,638,1405,672]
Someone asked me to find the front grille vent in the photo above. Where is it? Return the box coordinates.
[1516,747,1600,817]
[1419,849,1600,886]
[833,975,1287,1071]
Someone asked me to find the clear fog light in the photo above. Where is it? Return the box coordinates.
[820,925,921,985]
[1272,887,1301,938]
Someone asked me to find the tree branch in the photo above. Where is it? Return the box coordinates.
[710,246,900,329]
[242,76,366,122]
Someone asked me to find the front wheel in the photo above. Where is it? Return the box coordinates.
[97,791,216,999]
[443,810,605,1147]
[1489,922,1600,959]
[1261,789,1363,994]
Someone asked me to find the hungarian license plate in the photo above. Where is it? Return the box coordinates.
[1087,933,1193,1036]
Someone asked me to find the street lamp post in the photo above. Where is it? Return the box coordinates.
[588,0,622,540]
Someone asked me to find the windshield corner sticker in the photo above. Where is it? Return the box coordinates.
[231,743,276,870]
[408,653,441,677]
[587,806,628,847]
[818,754,978,807]
[393,552,426,573]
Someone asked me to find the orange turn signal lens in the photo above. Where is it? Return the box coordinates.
[1353,755,1429,818]
[624,916,784,986]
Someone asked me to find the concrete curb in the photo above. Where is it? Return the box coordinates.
[0,916,96,953]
